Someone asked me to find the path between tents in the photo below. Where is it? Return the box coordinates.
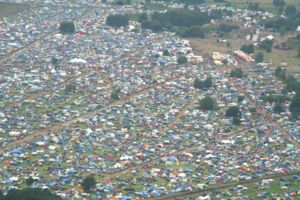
[0,71,187,151]
[152,170,300,200]
[101,126,253,180]
[217,66,300,149]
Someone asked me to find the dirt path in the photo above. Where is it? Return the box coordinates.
[0,71,184,151]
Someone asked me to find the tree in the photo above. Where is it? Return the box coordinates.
[143,9,210,32]
[298,46,300,58]
[218,24,239,34]
[2,188,62,200]
[285,75,300,92]
[285,5,297,16]
[194,78,202,89]
[141,20,164,32]
[59,21,75,34]
[203,76,212,88]
[290,93,300,118]
[264,14,299,32]
[273,0,285,8]
[106,14,129,28]
[249,107,257,113]
[51,57,58,66]
[255,52,264,63]
[194,77,212,89]
[237,95,244,103]
[179,0,205,4]
[240,44,254,54]
[273,103,285,113]
[199,96,215,111]
[116,0,124,5]
[25,177,35,186]
[163,49,170,56]
[111,89,120,100]
[248,2,260,11]
[177,56,187,65]
[226,106,241,118]
[64,84,76,94]
[273,0,285,13]
[82,175,96,193]
[259,40,273,53]
[138,13,148,22]
[274,67,286,80]
[232,117,241,125]
[178,26,205,38]
[230,69,243,78]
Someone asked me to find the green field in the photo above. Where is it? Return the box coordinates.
[222,176,300,198]
[0,3,26,18]
[145,1,166,11]
[206,0,300,12]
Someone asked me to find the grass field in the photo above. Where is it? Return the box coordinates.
[262,48,300,69]
[145,1,166,11]
[190,34,300,73]
[222,176,300,198]
[0,3,26,18]
[206,0,300,12]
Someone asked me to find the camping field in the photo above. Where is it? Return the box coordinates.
[0,3,26,18]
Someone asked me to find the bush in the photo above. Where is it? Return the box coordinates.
[59,21,75,34]
[106,14,129,27]
[141,20,164,32]
[290,93,300,118]
[255,52,264,63]
[199,96,215,111]
[237,95,244,103]
[232,117,241,125]
[163,49,170,56]
[273,103,285,113]
[64,84,76,94]
[273,0,285,7]
[194,77,213,89]
[230,69,243,78]
[259,40,273,53]
[240,44,254,54]
[141,9,210,32]
[111,89,120,100]
[82,176,96,193]
[2,188,62,200]
[248,3,260,10]
[177,56,188,65]
[274,67,286,81]
[178,26,205,38]
[138,13,148,22]
[25,177,35,186]
[218,24,239,34]
[226,106,241,118]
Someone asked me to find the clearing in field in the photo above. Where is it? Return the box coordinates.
[0,3,26,18]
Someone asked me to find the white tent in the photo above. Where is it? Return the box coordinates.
[69,58,87,64]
